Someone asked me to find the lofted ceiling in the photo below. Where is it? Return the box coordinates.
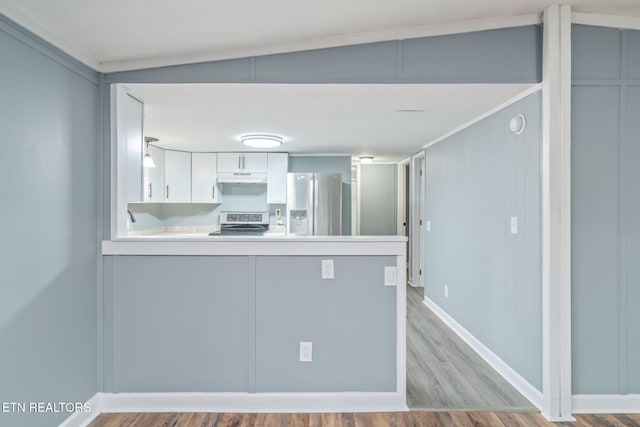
[2,0,637,161]
[127,83,535,162]
[0,0,639,72]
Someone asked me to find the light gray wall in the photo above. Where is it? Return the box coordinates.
[0,14,100,427]
[104,26,541,84]
[103,255,397,393]
[289,156,352,235]
[359,164,398,235]
[571,25,640,395]
[424,92,542,391]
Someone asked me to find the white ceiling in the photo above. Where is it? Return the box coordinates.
[0,0,639,72]
[128,83,535,162]
[2,0,636,161]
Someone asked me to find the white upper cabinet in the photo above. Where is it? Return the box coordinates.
[217,153,268,174]
[143,145,164,202]
[192,152,222,203]
[164,150,191,202]
[267,153,288,204]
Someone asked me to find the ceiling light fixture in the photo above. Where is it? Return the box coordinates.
[359,156,374,164]
[241,134,283,148]
[143,136,158,168]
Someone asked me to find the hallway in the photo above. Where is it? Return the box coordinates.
[406,285,536,411]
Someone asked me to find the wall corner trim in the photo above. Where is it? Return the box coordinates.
[572,394,640,414]
[423,297,544,411]
[57,393,103,427]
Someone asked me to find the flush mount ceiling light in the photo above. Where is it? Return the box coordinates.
[509,114,526,135]
[241,134,283,148]
[359,156,374,164]
[143,136,158,168]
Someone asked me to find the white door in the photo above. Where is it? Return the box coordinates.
[411,154,425,287]
[164,150,191,202]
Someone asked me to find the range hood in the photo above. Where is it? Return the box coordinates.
[217,172,267,184]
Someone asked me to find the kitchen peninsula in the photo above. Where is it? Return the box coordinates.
[101,235,407,412]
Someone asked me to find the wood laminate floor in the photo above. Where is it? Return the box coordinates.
[89,411,640,426]
[406,285,536,411]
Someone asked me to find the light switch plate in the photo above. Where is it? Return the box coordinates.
[510,216,518,235]
[426,221,431,231]
[384,266,397,286]
[299,341,312,362]
[321,259,334,279]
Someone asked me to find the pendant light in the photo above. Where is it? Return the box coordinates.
[143,136,158,168]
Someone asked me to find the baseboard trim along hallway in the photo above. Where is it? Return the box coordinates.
[423,297,544,410]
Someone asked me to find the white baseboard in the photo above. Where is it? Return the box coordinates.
[572,394,640,413]
[58,393,102,427]
[423,297,543,410]
[100,391,407,414]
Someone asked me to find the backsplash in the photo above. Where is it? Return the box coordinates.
[127,183,285,234]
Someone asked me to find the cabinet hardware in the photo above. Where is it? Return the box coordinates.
[148,183,152,198]
[419,269,422,275]
[242,155,245,170]
[212,185,215,199]
[166,185,169,199]
[238,156,241,170]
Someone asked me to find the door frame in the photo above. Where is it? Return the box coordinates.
[409,151,425,287]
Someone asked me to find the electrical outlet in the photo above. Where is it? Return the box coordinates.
[384,266,397,286]
[444,285,449,298]
[299,342,313,362]
[510,216,518,234]
[321,259,334,279]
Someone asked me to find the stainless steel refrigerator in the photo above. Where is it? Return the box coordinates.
[286,173,342,236]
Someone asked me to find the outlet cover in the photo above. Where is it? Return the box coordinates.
[299,341,312,362]
[510,216,518,235]
[321,259,334,279]
[445,285,449,298]
[384,266,397,286]
[426,221,431,231]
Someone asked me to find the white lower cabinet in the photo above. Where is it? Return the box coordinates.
[164,150,191,202]
[192,152,222,203]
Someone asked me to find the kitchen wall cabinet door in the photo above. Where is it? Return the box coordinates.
[217,152,267,173]
[164,150,191,202]
[267,153,288,204]
[192,152,222,203]
[143,145,164,202]
[242,153,268,173]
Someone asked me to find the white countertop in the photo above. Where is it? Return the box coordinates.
[102,234,408,256]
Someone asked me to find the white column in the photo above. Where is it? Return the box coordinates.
[541,4,573,422]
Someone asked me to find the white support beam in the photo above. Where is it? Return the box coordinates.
[541,4,573,422]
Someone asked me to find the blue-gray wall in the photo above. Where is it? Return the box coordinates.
[103,255,397,393]
[424,92,542,391]
[571,25,640,395]
[0,14,101,427]
[103,26,541,84]
[360,164,398,235]
[289,156,353,235]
